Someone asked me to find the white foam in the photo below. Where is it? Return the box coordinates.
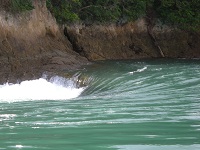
[0,76,85,102]
[15,145,23,148]
[129,66,147,74]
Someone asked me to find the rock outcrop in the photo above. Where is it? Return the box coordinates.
[0,0,88,84]
[1,0,200,84]
[66,19,200,61]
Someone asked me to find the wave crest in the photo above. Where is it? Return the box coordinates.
[0,76,85,102]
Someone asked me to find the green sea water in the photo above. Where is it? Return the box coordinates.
[1,59,200,150]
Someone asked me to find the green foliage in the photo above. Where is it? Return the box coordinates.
[78,0,121,23]
[46,0,80,23]
[120,0,146,21]
[11,0,34,12]
[78,0,120,22]
[79,0,146,23]
[46,0,200,31]
[153,0,200,30]
[47,0,146,23]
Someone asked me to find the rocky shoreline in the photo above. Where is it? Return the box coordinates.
[0,0,200,84]
[0,1,88,84]
[66,20,200,61]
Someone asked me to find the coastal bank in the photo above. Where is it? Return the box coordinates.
[0,0,200,84]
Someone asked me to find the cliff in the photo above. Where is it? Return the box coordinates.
[0,1,200,84]
[0,0,88,84]
[66,19,200,61]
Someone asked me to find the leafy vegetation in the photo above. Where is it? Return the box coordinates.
[0,0,34,13]
[1,0,199,30]
[46,0,80,22]
[153,0,200,30]
[11,0,34,12]
[46,0,200,30]
[46,0,147,23]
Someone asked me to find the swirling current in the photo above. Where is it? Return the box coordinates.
[0,59,200,150]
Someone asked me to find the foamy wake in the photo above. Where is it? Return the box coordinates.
[0,76,85,102]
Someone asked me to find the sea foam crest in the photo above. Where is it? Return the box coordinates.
[0,76,85,102]
[129,66,147,74]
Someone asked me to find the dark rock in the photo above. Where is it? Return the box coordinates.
[129,44,143,55]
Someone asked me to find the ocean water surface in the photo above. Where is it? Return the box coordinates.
[0,59,200,150]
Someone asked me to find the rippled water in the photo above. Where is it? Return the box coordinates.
[1,59,200,150]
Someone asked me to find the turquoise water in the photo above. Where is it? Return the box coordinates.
[1,59,200,150]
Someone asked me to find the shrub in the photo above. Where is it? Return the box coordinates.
[46,0,200,31]
[46,0,80,23]
[153,0,200,30]
[11,0,34,12]
[46,0,146,23]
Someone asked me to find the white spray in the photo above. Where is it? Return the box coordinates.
[0,76,85,102]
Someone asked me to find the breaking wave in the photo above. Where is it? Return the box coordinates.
[0,76,85,102]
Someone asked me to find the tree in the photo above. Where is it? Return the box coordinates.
[46,0,80,22]
[46,0,200,30]
[153,0,200,30]
[46,0,146,23]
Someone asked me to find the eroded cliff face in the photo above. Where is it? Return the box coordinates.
[1,1,200,84]
[66,19,200,61]
[0,0,87,84]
